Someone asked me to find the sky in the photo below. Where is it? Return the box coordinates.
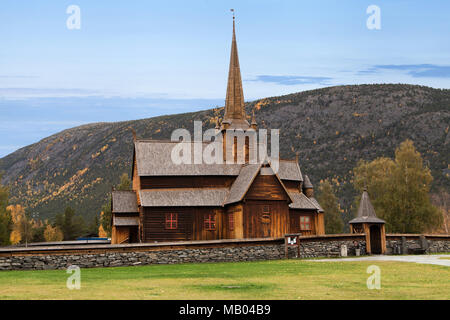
[1,0,449,157]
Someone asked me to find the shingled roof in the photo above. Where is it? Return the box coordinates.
[288,191,320,211]
[278,160,303,181]
[112,191,139,213]
[134,140,303,182]
[139,188,229,207]
[308,197,324,212]
[134,141,242,176]
[225,164,261,205]
[113,216,139,226]
[349,189,385,224]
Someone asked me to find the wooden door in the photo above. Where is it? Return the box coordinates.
[370,225,382,254]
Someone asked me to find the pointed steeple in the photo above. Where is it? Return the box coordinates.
[222,11,250,130]
[349,188,386,224]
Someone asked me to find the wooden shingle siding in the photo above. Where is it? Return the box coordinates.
[245,174,290,201]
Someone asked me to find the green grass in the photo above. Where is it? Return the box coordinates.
[0,259,449,300]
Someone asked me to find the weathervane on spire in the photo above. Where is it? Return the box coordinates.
[230,8,235,20]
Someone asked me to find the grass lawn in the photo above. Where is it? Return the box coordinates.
[0,259,449,300]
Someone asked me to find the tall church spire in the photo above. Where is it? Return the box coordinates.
[222,11,250,130]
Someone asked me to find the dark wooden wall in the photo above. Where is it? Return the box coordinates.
[243,200,289,238]
[140,176,235,189]
[142,207,224,242]
[289,210,317,236]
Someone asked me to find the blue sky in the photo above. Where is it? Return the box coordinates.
[1,0,449,157]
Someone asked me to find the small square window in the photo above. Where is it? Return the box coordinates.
[165,213,178,230]
[204,214,216,231]
[300,216,311,231]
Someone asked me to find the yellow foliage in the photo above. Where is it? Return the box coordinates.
[44,224,64,242]
[98,224,107,238]
[8,204,25,224]
[10,230,21,245]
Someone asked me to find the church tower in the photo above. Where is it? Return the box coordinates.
[221,12,255,164]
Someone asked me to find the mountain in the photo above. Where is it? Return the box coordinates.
[1,84,449,223]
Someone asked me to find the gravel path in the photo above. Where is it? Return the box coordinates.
[312,254,450,267]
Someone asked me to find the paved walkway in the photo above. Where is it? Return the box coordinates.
[312,254,450,267]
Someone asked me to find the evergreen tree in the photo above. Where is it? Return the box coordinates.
[353,139,441,233]
[100,201,112,237]
[0,176,11,245]
[55,207,87,240]
[317,180,344,234]
[117,173,131,190]
[100,173,130,237]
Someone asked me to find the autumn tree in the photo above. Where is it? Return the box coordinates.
[353,139,441,233]
[0,175,12,245]
[316,180,344,234]
[98,212,108,238]
[8,204,34,245]
[43,224,64,242]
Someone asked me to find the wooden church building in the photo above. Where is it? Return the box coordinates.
[111,16,325,244]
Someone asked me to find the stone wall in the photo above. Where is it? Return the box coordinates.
[386,234,450,254]
[0,235,366,271]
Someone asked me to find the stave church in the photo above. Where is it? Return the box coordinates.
[110,15,325,244]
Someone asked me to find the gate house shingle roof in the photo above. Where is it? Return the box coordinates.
[349,190,385,224]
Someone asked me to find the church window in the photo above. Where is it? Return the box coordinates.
[204,214,216,231]
[228,213,235,231]
[165,213,178,230]
[300,216,311,230]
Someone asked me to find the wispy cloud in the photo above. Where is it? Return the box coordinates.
[358,64,450,78]
[247,75,333,85]
[0,87,99,99]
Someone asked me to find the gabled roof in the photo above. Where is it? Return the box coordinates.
[112,191,139,213]
[225,164,261,205]
[349,189,385,224]
[288,191,320,211]
[139,188,229,207]
[225,162,295,206]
